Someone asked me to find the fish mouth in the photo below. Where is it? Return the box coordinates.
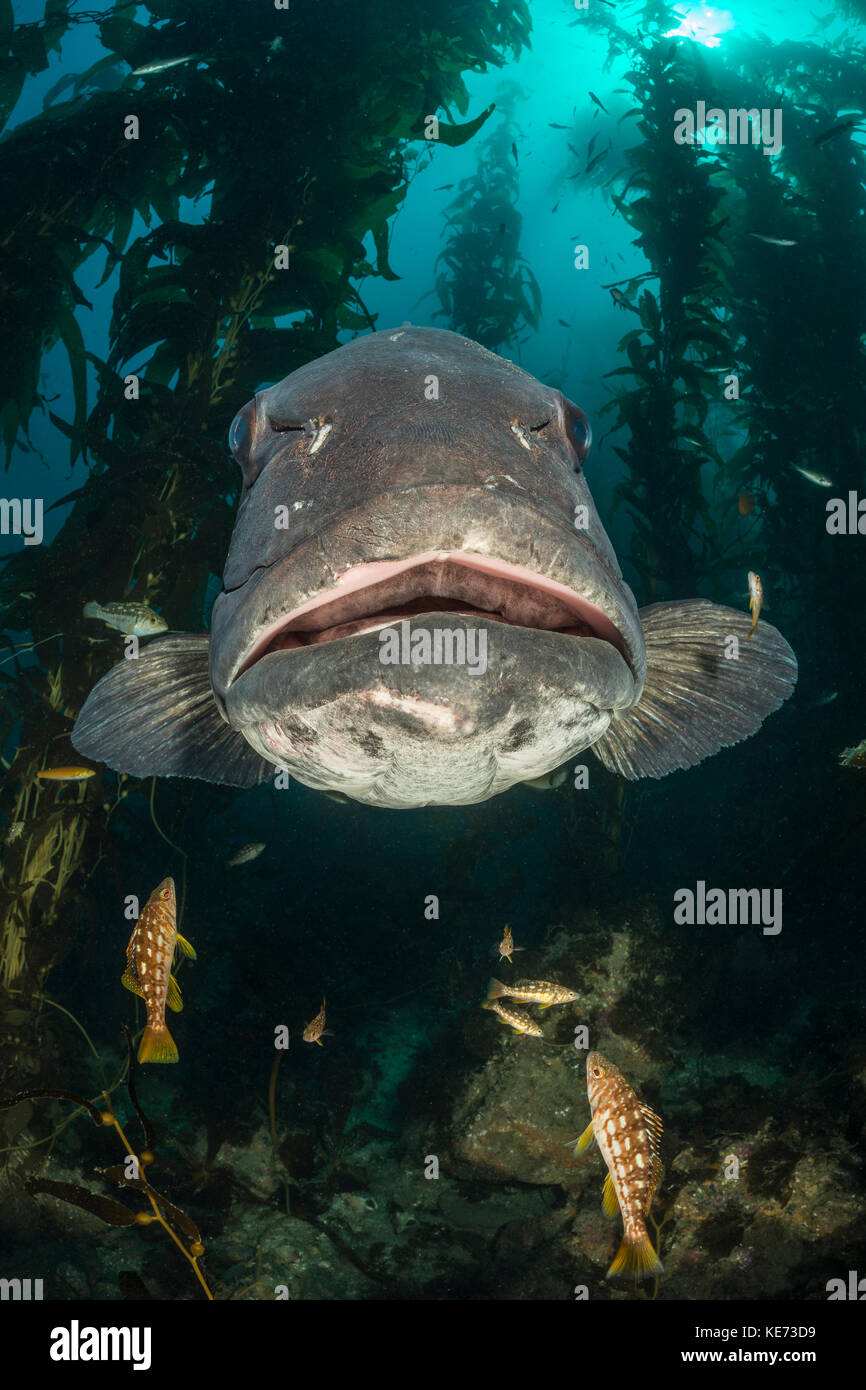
[233,551,628,681]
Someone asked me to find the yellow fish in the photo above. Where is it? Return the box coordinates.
[481,1000,544,1037]
[572,1051,663,1281]
[36,765,95,781]
[747,570,763,640]
[487,977,578,1008]
[121,877,196,1063]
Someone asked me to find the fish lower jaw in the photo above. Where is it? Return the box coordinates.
[239,688,614,809]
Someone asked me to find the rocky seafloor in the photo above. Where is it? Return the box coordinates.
[4,898,865,1300]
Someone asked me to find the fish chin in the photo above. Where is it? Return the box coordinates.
[225,616,634,808]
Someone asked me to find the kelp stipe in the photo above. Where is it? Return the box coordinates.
[0,1029,213,1298]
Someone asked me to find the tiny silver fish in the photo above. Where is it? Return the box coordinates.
[523,767,568,791]
[792,463,834,487]
[132,54,199,76]
[84,601,167,637]
[5,821,25,845]
[225,841,265,867]
[807,690,838,709]
[748,233,797,246]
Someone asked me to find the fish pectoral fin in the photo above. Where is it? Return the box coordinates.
[646,1155,665,1213]
[120,967,144,998]
[602,1170,620,1218]
[71,634,274,788]
[175,932,197,960]
[166,973,184,1013]
[591,600,797,779]
[572,1121,596,1153]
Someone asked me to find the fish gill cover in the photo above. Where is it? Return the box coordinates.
[0,0,863,1333]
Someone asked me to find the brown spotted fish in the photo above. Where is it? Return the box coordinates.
[487,978,578,1008]
[498,925,524,963]
[481,1000,544,1037]
[303,997,328,1046]
[121,877,196,1063]
[572,1051,663,1281]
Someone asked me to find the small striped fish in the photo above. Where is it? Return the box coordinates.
[84,600,167,637]
[481,1000,544,1037]
[121,877,196,1063]
[487,977,578,1008]
[572,1051,663,1281]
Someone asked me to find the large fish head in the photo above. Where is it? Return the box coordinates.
[211,326,644,807]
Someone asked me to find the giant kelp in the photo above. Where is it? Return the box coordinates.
[435,89,541,350]
[0,0,530,1109]
[594,30,740,601]
[1,1030,214,1298]
[598,4,866,628]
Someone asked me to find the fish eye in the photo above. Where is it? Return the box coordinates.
[228,399,268,487]
[567,410,591,467]
[229,408,250,459]
[228,401,256,469]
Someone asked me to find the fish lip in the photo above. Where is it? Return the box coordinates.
[229,550,630,682]
[212,494,645,701]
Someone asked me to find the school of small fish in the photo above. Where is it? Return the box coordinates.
[483,928,579,1038]
[482,932,664,1281]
